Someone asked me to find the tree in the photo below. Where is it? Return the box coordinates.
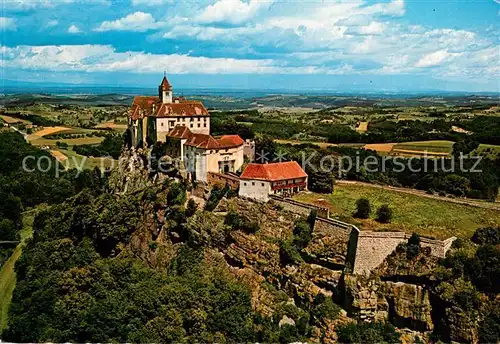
[452,137,479,157]
[354,198,371,219]
[376,204,393,223]
[292,220,312,249]
[0,218,18,241]
[471,226,500,246]
[337,322,400,343]
[186,199,198,217]
[407,233,421,259]
[308,171,334,194]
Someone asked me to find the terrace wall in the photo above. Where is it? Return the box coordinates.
[259,195,454,274]
[353,231,456,275]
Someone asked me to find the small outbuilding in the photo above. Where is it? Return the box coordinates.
[239,161,308,202]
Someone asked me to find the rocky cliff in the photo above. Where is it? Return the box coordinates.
[109,148,490,343]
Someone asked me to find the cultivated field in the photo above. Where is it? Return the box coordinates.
[57,149,116,170]
[356,121,368,132]
[0,115,30,125]
[294,183,500,239]
[95,121,128,131]
[363,143,396,153]
[30,136,105,147]
[27,126,71,140]
[49,150,68,162]
[392,140,454,154]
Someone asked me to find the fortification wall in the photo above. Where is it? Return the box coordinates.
[207,172,239,190]
[270,195,330,218]
[309,217,355,266]
[266,195,455,275]
[353,231,456,275]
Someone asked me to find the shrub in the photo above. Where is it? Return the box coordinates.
[479,307,500,344]
[167,183,186,206]
[407,232,421,259]
[471,226,500,245]
[292,220,312,249]
[337,322,400,343]
[376,204,393,223]
[205,185,228,211]
[279,240,303,265]
[311,293,341,321]
[224,210,259,234]
[354,198,371,219]
[185,199,198,217]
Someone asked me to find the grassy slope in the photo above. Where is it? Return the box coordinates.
[0,213,34,334]
[59,149,116,170]
[392,140,454,153]
[294,184,500,239]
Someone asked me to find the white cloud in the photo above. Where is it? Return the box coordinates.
[198,0,272,25]
[0,17,16,30]
[68,25,81,33]
[3,0,108,9]
[415,49,462,68]
[45,20,59,28]
[95,12,165,32]
[131,0,173,5]
[0,44,279,74]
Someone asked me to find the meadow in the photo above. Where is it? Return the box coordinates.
[294,183,500,239]
[0,212,34,334]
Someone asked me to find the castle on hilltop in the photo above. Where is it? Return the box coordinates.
[127,75,308,200]
[128,75,251,182]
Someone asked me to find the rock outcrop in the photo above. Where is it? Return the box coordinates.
[343,275,434,332]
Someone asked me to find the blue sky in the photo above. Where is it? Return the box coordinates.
[1,0,499,92]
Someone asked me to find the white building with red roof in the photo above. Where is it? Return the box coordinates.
[128,75,210,147]
[127,75,253,182]
[239,161,308,201]
[167,125,245,181]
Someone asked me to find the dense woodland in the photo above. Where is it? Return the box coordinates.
[212,110,500,145]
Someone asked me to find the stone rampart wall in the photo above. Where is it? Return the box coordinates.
[266,196,455,275]
[270,195,330,218]
[353,231,456,275]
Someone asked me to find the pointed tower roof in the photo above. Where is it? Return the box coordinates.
[160,74,172,90]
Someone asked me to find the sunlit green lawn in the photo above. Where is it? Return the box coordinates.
[294,184,500,239]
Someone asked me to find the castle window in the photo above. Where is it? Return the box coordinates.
[244,182,247,186]
[197,123,200,128]
[203,123,207,127]
[252,182,255,186]
[261,183,264,186]
[161,122,164,126]
[190,124,193,128]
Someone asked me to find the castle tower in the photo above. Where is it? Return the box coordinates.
[159,74,172,104]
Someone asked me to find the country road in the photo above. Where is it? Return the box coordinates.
[336,180,500,211]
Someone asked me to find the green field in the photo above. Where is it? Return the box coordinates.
[0,213,34,334]
[294,184,500,239]
[392,140,454,154]
[474,144,500,159]
[30,136,105,147]
[58,149,116,170]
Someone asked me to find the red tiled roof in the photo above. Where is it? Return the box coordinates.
[168,125,192,139]
[218,135,244,148]
[184,133,220,149]
[129,97,209,120]
[166,125,244,150]
[156,102,209,117]
[160,76,172,90]
[240,161,307,181]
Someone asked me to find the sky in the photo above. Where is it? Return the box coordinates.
[1,0,499,92]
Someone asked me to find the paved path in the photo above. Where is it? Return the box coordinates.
[337,180,500,211]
